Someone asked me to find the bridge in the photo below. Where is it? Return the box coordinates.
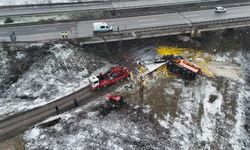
[1,5,250,44]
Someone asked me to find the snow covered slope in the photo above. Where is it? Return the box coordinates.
[0,43,109,120]
[24,46,250,150]
[0,0,82,6]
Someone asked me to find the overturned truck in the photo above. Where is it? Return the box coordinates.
[154,55,201,80]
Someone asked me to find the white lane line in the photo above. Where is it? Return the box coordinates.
[137,18,159,22]
[36,28,57,31]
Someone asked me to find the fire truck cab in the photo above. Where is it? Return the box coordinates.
[88,66,129,90]
[89,75,100,90]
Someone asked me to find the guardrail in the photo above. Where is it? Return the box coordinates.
[110,0,218,9]
[0,1,107,9]
[192,16,250,26]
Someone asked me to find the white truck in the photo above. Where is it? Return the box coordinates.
[93,22,113,33]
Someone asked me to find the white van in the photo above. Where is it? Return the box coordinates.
[93,22,113,32]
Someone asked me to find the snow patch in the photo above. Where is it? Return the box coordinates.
[142,105,151,113]
[164,88,175,95]
[214,53,231,62]
[0,0,81,6]
[199,81,223,141]
[15,52,26,59]
[158,114,170,129]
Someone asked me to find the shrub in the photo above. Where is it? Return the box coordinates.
[4,17,14,24]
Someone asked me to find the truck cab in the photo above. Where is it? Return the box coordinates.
[89,75,99,90]
[93,22,113,33]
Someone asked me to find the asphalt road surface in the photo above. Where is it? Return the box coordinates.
[0,5,250,42]
[0,0,215,17]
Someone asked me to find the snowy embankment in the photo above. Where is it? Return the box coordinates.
[24,50,250,149]
[0,0,83,6]
[0,44,108,120]
[158,52,250,149]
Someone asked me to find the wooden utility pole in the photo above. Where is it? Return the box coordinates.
[139,76,144,109]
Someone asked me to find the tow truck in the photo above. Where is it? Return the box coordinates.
[154,55,201,80]
[88,65,129,90]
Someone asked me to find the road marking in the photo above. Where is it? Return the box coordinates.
[137,18,159,22]
[36,28,57,31]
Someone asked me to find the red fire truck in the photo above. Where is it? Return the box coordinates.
[88,66,129,90]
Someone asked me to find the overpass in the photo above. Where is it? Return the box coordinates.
[1,5,250,44]
[0,0,249,27]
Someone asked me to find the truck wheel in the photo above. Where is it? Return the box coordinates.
[176,56,184,60]
[185,71,192,80]
[170,64,177,73]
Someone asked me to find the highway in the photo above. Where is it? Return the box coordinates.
[0,0,216,17]
[1,5,250,42]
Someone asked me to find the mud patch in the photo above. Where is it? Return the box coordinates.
[0,135,25,150]
[207,61,241,80]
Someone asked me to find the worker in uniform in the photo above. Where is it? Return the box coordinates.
[74,99,78,107]
[65,31,68,39]
[55,106,59,114]
[61,32,65,39]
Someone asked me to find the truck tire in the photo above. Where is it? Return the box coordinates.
[176,56,184,60]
